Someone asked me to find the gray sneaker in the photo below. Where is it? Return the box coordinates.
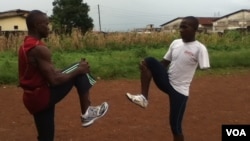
[81,102,109,127]
[126,93,148,108]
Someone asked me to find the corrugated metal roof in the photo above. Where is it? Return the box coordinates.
[213,9,250,21]
[161,17,218,27]
[0,9,30,19]
[196,17,218,25]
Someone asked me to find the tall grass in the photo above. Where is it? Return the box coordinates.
[197,31,250,51]
[0,31,250,84]
[0,51,18,84]
[45,31,176,51]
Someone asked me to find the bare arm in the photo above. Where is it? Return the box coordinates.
[28,45,89,86]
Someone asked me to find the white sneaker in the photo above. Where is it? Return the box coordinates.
[81,102,109,127]
[126,93,148,108]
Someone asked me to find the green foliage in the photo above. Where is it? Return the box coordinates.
[0,53,18,84]
[1,31,250,84]
[51,0,93,34]
[133,47,148,58]
[197,31,250,51]
[209,49,250,68]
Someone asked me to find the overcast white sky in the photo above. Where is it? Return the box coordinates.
[0,0,249,31]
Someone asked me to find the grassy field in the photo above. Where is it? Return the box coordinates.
[0,31,250,84]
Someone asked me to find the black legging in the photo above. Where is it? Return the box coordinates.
[144,57,188,135]
[33,74,92,141]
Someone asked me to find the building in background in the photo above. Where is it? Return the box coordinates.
[133,24,161,34]
[160,17,218,33]
[213,9,250,33]
[160,17,183,33]
[0,9,249,35]
[160,9,250,33]
[0,9,30,36]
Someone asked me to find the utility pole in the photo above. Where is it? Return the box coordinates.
[98,4,102,32]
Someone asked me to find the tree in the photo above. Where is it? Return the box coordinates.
[51,0,93,35]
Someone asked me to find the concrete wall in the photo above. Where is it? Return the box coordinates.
[161,18,182,33]
[0,16,27,31]
[213,11,250,32]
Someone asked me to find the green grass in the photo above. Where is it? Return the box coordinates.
[1,31,250,84]
[209,49,250,68]
[0,51,18,85]
[1,45,250,85]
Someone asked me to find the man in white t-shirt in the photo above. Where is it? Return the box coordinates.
[126,16,210,141]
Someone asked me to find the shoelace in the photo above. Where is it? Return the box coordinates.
[133,95,144,101]
[88,106,100,117]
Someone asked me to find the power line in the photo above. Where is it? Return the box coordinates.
[87,4,172,31]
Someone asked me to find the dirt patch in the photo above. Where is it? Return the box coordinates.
[0,72,250,141]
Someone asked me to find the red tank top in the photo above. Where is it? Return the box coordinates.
[18,36,50,114]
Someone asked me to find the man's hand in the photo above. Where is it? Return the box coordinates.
[78,58,90,74]
[139,60,148,72]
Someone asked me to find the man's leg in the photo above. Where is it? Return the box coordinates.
[33,106,55,141]
[144,57,171,94]
[140,60,152,99]
[78,91,90,115]
[126,57,170,108]
[125,59,152,108]
[169,92,188,141]
[74,74,92,114]
[49,74,92,117]
[145,57,187,141]
[49,74,92,114]
[74,74,108,127]
[33,76,74,141]
[49,81,74,105]
[174,134,184,141]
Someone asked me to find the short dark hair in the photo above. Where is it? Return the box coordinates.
[26,10,46,30]
[183,16,199,30]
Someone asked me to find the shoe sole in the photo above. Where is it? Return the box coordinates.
[126,93,147,108]
[82,102,109,127]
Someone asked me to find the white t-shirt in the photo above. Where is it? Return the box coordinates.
[163,39,210,96]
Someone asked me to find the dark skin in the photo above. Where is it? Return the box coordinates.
[139,18,197,141]
[28,45,90,86]
[27,14,89,86]
[26,12,90,113]
[139,18,197,97]
[179,18,197,42]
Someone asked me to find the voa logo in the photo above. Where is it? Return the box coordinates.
[226,129,246,136]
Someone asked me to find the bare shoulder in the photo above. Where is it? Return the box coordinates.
[29,45,51,60]
[27,45,52,68]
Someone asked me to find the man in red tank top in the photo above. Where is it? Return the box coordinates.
[18,10,109,141]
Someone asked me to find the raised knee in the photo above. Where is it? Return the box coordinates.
[144,57,157,66]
